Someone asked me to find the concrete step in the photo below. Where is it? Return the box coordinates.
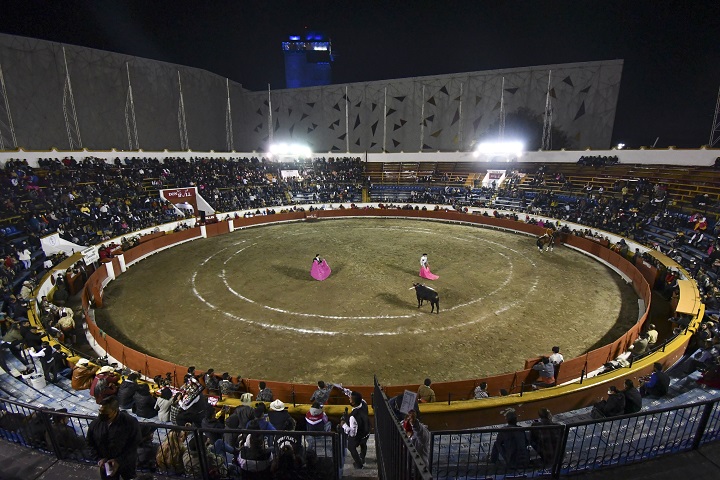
[342,434,379,479]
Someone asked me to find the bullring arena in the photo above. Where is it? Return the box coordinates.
[1,28,719,480]
[96,216,638,385]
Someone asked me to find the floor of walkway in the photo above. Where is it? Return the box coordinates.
[2,436,719,479]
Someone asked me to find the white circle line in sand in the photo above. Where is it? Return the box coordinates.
[188,226,542,334]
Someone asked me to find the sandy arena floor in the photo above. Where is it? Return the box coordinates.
[95,218,638,385]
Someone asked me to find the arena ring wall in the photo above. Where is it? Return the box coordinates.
[33,205,701,429]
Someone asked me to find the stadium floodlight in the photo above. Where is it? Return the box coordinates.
[617,143,625,150]
[472,140,524,158]
[267,142,312,159]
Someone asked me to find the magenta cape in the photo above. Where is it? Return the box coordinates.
[419,266,439,280]
[311,260,332,281]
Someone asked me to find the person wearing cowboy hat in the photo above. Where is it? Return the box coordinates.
[268,399,296,431]
[231,393,255,431]
[91,365,120,404]
[71,357,99,391]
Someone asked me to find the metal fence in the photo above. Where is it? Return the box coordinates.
[0,396,342,479]
[374,376,433,480]
[428,397,720,479]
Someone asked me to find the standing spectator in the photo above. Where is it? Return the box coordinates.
[257,381,273,402]
[87,396,142,480]
[417,378,436,403]
[339,391,370,470]
[310,380,333,404]
[29,341,56,383]
[623,379,643,414]
[56,308,76,344]
[640,362,671,397]
[549,346,564,365]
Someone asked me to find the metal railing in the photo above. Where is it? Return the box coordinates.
[0,396,342,480]
[428,397,720,479]
[374,376,433,480]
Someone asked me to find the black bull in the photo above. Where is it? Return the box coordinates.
[413,283,439,313]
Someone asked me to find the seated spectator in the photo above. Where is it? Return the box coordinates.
[44,408,86,460]
[156,429,188,475]
[183,435,227,479]
[640,362,671,397]
[646,324,659,347]
[591,385,626,418]
[305,401,331,446]
[271,443,304,478]
[117,372,140,410]
[71,358,98,391]
[204,368,220,393]
[529,408,561,466]
[622,379,643,414]
[257,381,273,402]
[532,357,556,388]
[133,383,158,418]
[402,409,418,438]
[417,377,436,403]
[237,423,273,475]
[155,386,174,422]
[19,280,33,301]
[218,372,240,396]
[90,365,120,404]
[136,425,159,472]
[268,399,296,431]
[629,333,650,357]
[175,378,207,427]
[490,410,530,468]
[232,393,256,429]
[474,382,490,399]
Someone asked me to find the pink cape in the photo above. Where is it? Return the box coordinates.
[311,260,332,281]
[419,266,439,280]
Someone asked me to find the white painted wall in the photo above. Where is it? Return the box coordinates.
[1,147,718,168]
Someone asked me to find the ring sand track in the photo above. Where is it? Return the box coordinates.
[95,218,638,385]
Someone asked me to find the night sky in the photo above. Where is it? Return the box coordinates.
[1,0,719,149]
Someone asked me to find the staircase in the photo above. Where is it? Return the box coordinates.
[342,434,379,479]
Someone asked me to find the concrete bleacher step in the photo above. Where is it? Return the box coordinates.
[3,355,98,415]
[342,434,379,479]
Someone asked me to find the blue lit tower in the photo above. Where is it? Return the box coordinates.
[283,32,334,89]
